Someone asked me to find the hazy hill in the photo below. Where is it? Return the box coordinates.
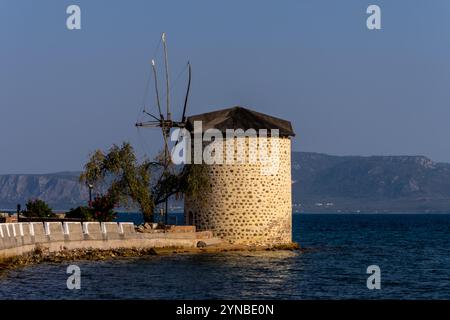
[0,172,87,210]
[1,152,450,212]
[292,152,450,213]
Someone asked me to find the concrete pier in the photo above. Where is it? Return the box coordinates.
[0,222,221,260]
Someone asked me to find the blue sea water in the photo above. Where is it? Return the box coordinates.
[1,214,450,299]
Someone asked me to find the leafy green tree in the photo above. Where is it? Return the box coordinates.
[23,199,55,218]
[80,142,208,223]
[91,193,117,222]
[66,195,118,222]
[65,206,94,221]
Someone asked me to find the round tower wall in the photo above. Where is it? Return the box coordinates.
[184,136,292,246]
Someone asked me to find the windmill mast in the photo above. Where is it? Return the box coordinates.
[161,33,171,226]
[182,62,191,123]
[151,59,163,119]
[162,32,171,121]
[135,32,192,226]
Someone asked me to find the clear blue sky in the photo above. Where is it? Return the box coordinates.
[1,0,450,173]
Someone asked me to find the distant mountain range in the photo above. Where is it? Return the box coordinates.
[0,171,86,210]
[1,152,450,213]
[292,152,450,213]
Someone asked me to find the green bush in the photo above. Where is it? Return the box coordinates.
[65,206,94,221]
[91,194,117,222]
[23,199,55,218]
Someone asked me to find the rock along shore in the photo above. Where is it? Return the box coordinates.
[0,221,300,274]
[0,242,301,274]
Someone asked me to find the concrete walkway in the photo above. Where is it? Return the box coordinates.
[0,221,222,260]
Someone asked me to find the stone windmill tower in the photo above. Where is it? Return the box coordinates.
[184,106,295,246]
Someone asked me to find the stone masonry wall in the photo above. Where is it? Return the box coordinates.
[185,136,292,246]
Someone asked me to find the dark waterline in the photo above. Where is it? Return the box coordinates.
[1,214,450,299]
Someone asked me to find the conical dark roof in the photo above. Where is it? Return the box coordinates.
[185,106,295,137]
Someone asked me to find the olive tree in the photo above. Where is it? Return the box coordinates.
[23,199,55,218]
[80,142,208,223]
